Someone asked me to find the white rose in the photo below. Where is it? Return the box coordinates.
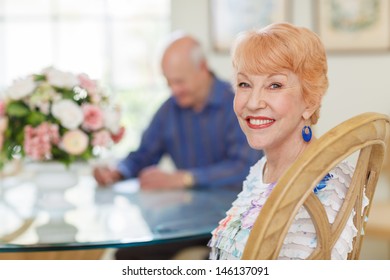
[103,107,121,134]
[45,67,79,89]
[52,99,84,129]
[6,76,36,100]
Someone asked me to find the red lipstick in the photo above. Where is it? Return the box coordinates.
[245,116,275,129]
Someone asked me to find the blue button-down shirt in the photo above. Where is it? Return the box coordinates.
[118,75,262,189]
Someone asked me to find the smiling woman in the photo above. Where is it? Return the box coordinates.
[207,22,363,260]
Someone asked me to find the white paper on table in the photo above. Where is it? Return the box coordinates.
[111,179,140,194]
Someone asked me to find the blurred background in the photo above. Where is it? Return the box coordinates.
[0,0,389,259]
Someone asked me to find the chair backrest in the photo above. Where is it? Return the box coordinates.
[242,112,390,260]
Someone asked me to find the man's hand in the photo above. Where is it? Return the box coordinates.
[93,165,123,186]
[139,166,192,190]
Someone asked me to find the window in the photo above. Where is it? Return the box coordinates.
[0,0,171,156]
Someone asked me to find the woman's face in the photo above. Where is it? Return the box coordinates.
[233,70,311,151]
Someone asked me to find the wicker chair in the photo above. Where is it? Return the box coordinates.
[242,112,390,259]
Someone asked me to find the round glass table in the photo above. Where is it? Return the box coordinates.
[0,168,238,256]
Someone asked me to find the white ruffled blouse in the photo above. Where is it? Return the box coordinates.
[208,157,368,260]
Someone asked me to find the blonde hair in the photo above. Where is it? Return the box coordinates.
[231,22,328,124]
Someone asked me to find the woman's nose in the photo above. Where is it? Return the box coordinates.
[246,88,267,110]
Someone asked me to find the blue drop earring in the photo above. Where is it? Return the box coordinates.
[302,126,312,142]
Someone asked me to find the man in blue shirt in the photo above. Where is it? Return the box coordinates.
[94,34,261,191]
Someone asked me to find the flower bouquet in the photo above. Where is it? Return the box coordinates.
[0,67,125,170]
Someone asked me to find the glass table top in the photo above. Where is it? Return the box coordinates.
[0,168,238,252]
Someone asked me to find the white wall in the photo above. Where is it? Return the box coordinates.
[171,0,390,259]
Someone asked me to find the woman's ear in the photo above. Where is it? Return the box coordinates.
[302,105,318,121]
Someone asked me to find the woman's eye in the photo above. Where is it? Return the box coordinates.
[238,82,250,88]
[269,83,282,89]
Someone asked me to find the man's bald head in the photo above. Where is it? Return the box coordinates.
[160,33,212,111]
[161,34,206,70]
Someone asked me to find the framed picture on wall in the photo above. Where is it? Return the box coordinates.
[315,0,390,52]
[209,0,290,53]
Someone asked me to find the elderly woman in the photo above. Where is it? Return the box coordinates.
[208,22,363,260]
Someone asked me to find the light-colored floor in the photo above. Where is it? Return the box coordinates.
[360,238,390,260]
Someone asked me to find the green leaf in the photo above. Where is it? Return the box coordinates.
[26,111,46,126]
[34,74,46,82]
[54,87,75,100]
[6,102,29,117]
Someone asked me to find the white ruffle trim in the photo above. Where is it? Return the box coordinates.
[208,158,369,260]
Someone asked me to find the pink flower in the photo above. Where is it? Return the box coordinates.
[61,129,89,155]
[78,73,101,103]
[82,104,104,131]
[2,67,124,166]
[23,124,53,160]
[111,126,125,144]
[78,73,97,93]
[92,130,111,147]
[45,123,60,145]
[0,100,5,116]
[0,117,7,132]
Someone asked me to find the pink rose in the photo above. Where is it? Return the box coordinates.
[82,104,104,131]
[0,100,5,116]
[111,126,125,144]
[61,129,89,155]
[78,73,97,93]
[78,73,102,104]
[92,130,111,147]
